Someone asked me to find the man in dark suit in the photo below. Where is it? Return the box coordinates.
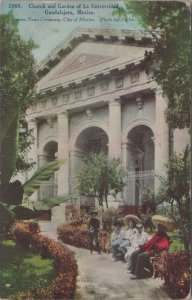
[88,210,101,254]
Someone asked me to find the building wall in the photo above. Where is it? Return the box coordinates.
[173,128,190,153]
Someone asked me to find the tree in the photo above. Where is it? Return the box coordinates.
[76,152,126,208]
[0,12,37,182]
[156,147,190,250]
[114,2,191,128]
[0,14,73,236]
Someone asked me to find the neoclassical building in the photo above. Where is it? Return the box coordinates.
[27,28,189,215]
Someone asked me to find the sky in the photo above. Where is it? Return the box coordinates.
[1,0,141,63]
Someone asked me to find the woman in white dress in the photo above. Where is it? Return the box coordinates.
[118,215,139,257]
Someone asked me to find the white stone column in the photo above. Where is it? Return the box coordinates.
[69,149,84,194]
[57,112,69,196]
[154,87,169,189]
[108,98,121,159]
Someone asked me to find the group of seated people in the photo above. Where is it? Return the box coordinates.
[110,214,173,278]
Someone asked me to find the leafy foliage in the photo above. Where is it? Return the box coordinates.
[0,14,71,236]
[114,2,191,128]
[152,251,191,299]
[58,222,110,252]
[0,160,72,235]
[11,222,78,299]
[12,195,72,220]
[0,239,56,299]
[102,207,121,232]
[76,152,126,207]
[156,148,190,250]
[0,12,37,181]
[23,160,64,197]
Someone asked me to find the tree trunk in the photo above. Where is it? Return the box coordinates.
[177,202,190,251]
[104,191,108,209]
[180,225,190,251]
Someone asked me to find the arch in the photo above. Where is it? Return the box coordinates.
[70,120,108,150]
[124,121,155,206]
[122,119,154,144]
[43,141,58,158]
[38,136,58,155]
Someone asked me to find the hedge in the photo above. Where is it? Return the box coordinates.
[57,222,110,252]
[151,250,190,299]
[9,222,78,299]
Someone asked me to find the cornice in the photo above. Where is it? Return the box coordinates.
[35,56,144,97]
[36,28,154,78]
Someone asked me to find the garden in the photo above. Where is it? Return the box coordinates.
[0,221,78,299]
[58,203,191,299]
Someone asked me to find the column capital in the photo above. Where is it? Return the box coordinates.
[58,111,68,119]
[121,141,128,149]
[151,85,163,96]
[121,138,128,149]
[28,118,37,125]
[46,116,54,128]
[108,97,121,106]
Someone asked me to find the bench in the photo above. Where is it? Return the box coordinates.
[149,240,172,278]
[150,251,168,278]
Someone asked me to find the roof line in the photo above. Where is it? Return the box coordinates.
[36,27,154,77]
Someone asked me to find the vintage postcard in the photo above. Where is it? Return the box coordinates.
[0,0,191,299]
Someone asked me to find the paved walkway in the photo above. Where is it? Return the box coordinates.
[40,221,171,300]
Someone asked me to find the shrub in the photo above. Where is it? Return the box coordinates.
[57,223,110,252]
[151,250,191,299]
[102,207,120,232]
[10,222,78,299]
[163,251,191,299]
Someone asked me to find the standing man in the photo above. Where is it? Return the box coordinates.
[88,210,101,254]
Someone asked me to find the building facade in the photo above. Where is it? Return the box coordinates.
[26,28,190,216]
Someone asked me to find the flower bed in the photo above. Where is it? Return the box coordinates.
[57,222,110,252]
[10,222,78,299]
[151,250,190,299]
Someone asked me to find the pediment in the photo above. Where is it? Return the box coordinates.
[53,53,116,78]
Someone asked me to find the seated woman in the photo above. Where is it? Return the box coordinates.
[111,220,124,261]
[130,215,174,278]
[118,215,139,257]
[125,223,150,269]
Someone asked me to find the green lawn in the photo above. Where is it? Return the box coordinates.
[168,230,185,251]
[0,240,56,299]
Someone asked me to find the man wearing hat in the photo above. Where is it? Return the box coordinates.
[130,215,173,278]
[88,210,101,254]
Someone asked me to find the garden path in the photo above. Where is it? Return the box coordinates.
[40,221,171,300]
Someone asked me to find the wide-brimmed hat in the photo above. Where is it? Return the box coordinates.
[123,214,140,225]
[152,215,174,232]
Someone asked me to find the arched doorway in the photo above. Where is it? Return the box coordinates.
[69,126,108,205]
[38,141,58,201]
[126,125,154,206]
